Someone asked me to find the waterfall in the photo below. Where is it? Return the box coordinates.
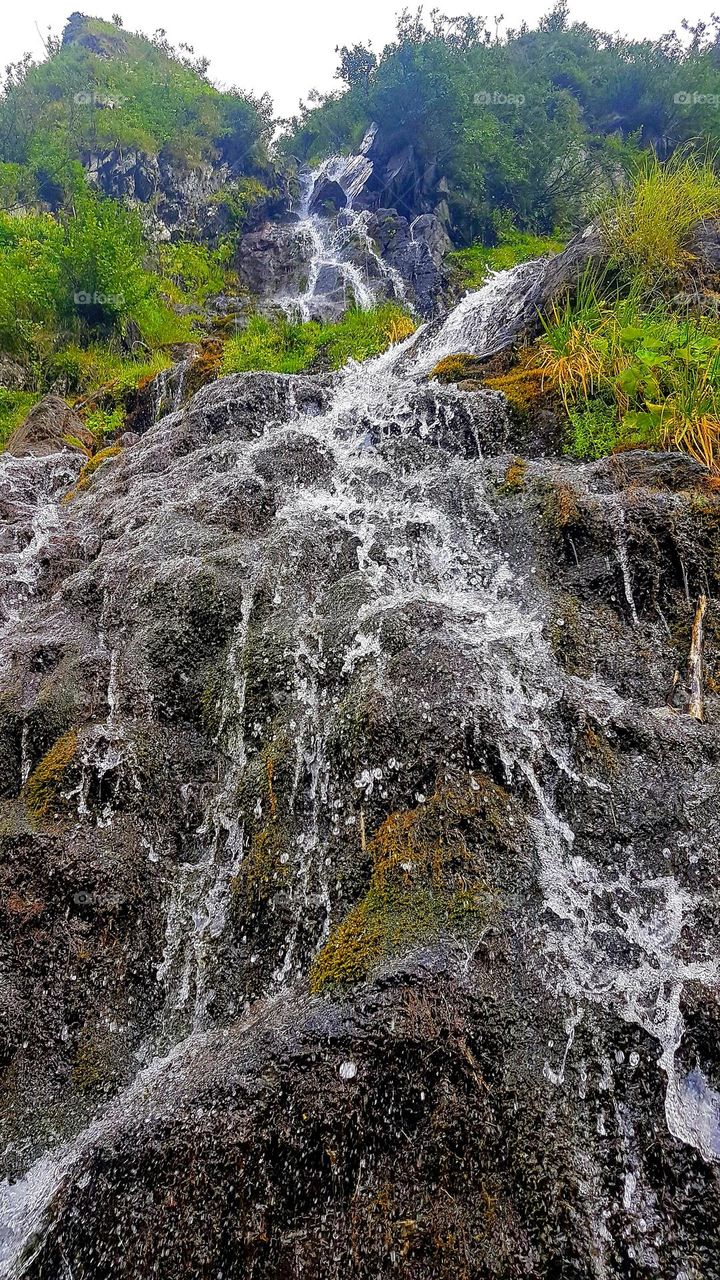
[275,156,406,321]
[2,256,720,1274]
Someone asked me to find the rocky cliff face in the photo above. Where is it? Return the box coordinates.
[2,266,720,1278]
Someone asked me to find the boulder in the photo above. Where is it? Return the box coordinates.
[235,221,314,297]
[6,395,93,458]
[307,178,347,216]
[365,208,453,316]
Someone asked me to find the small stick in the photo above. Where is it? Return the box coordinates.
[665,669,681,711]
[359,807,367,858]
[688,594,708,722]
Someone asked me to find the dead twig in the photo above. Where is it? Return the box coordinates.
[688,594,708,722]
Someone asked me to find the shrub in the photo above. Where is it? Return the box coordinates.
[601,154,720,292]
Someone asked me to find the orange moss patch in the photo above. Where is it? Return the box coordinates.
[484,363,551,411]
[24,728,78,821]
[184,340,223,400]
[429,353,489,384]
[501,457,528,492]
[544,482,580,529]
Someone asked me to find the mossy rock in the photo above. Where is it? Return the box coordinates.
[23,729,78,823]
[484,364,550,413]
[310,770,513,994]
[62,446,123,504]
[500,457,528,492]
[429,353,489,384]
[184,341,223,400]
[232,743,292,908]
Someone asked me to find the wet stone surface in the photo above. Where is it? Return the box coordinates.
[1,282,720,1277]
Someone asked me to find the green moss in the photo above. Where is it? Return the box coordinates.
[24,680,76,770]
[23,728,78,822]
[62,446,122,504]
[72,1024,123,1093]
[429,353,488,384]
[310,772,506,994]
[232,746,291,907]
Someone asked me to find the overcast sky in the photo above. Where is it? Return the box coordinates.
[1,1,712,118]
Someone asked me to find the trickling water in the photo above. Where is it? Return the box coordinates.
[276,157,407,321]
[2,253,720,1274]
[411,258,545,374]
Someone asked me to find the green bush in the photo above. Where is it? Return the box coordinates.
[0,389,36,446]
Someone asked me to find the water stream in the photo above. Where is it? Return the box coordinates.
[1,263,719,1272]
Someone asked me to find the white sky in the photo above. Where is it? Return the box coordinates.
[0,1,712,119]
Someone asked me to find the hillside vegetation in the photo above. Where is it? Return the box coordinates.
[2,7,720,467]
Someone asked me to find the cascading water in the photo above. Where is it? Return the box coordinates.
[275,152,407,321]
[2,262,720,1276]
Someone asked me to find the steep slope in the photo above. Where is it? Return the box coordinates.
[2,271,720,1277]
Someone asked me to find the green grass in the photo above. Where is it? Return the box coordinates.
[448,229,565,290]
[601,153,720,292]
[534,270,720,468]
[0,390,36,447]
[221,305,416,375]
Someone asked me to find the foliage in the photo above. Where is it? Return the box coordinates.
[533,259,720,468]
[282,9,720,243]
[564,400,626,459]
[0,198,189,356]
[222,305,416,375]
[0,390,36,447]
[209,178,270,229]
[601,153,720,291]
[448,229,565,289]
[0,14,271,179]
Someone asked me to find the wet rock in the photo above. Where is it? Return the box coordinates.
[308,177,347,215]
[366,208,452,315]
[235,222,314,298]
[3,280,720,1277]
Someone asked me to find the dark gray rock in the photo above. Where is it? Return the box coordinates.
[308,178,347,215]
[366,208,452,315]
[3,272,720,1278]
[235,221,314,297]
